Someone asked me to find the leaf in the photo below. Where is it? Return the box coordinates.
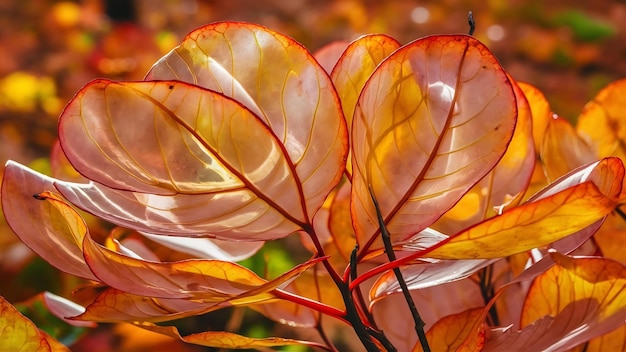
[0,294,69,352]
[1,161,96,280]
[434,76,535,234]
[135,321,319,350]
[483,253,626,351]
[138,233,263,262]
[425,158,624,259]
[312,40,350,73]
[577,78,626,197]
[59,80,313,240]
[371,278,485,351]
[412,308,485,352]
[330,34,401,176]
[351,35,517,252]
[34,187,321,302]
[74,288,215,323]
[541,115,595,182]
[146,21,348,221]
[518,82,552,153]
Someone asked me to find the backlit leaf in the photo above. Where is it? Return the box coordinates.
[518,82,551,152]
[0,294,68,352]
[577,78,626,163]
[58,80,311,240]
[351,35,517,252]
[330,34,401,176]
[412,308,485,352]
[484,253,626,351]
[1,161,96,280]
[146,21,348,221]
[434,76,534,234]
[135,321,318,349]
[426,158,624,259]
[541,115,595,182]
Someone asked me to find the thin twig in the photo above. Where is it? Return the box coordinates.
[369,186,430,352]
[468,11,476,36]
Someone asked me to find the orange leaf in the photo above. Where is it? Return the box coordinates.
[331,34,401,176]
[541,115,595,182]
[0,294,69,352]
[412,308,485,352]
[426,158,623,259]
[134,321,318,349]
[351,35,517,252]
[484,253,626,351]
[435,76,535,234]
[517,82,552,153]
[146,21,348,223]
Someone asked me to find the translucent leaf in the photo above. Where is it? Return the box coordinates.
[573,325,626,351]
[135,321,318,349]
[541,115,595,182]
[0,294,68,352]
[312,40,350,73]
[146,22,348,220]
[330,34,401,176]
[138,233,263,261]
[577,78,626,197]
[74,288,214,323]
[412,308,485,352]
[371,278,484,351]
[434,76,535,234]
[426,158,624,259]
[518,82,552,152]
[483,253,626,351]
[1,161,96,280]
[59,80,314,239]
[577,78,626,162]
[351,35,517,252]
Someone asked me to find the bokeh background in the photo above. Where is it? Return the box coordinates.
[0,0,625,351]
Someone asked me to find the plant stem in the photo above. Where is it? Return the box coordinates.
[369,187,430,352]
[304,226,380,351]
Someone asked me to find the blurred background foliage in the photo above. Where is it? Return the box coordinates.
[1,0,625,350]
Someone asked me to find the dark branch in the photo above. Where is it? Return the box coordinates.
[468,11,476,36]
[369,186,431,352]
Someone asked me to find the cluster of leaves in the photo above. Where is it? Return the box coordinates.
[2,21,626,351]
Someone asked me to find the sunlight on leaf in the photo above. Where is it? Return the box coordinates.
[351,35,517,253]
[425,158,623,259]
[483,253,626,351]
[2,161,96,280]
[434,77,534,234]
[146,22,348,222]
[0,294,69,352]
[331,34,400,176]
[135,321,318,350]
[518,81,551,152]
[412,308,485,352]
[541,115,595,182]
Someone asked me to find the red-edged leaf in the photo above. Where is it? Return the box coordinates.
[1,161,96,280]
[330,34,401,176]
[312,40,350,73]
[434,76,535,234]
[0,294,69,352]
[541,115,595,182]
[146,21,348,221]
[58,80,311,240]
[135,321,320,350]
[425,158,624,259]
[351,35,517,252]
[371,278,484,351]
[518,82,551,153]
[483,253,626,351]
[412,308,485,352]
